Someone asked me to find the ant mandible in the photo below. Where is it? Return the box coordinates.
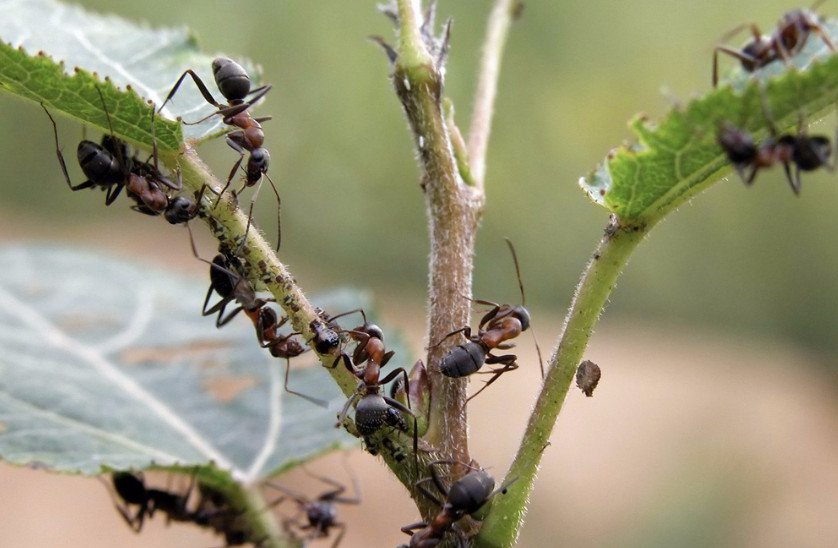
[158,57,281,250]
[717,96,834,194]
[712,4,836,87]
[432,239,542,402]
[398,460,512,548]
[266,460,361,547]
[330,309,418,461]
[42,90,199,225]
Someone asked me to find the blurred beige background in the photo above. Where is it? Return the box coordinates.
[1,0,837,546]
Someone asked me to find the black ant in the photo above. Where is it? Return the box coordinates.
[331,309,418,460]
[105,472,277,546]
[432,239,542,402]
[104,471,195,532]
[159,57,281,250]
[399,461,512,548]
[712,4,836,87]
[266,461,361,547]
[717,96,834,194]
[42,91,199,225]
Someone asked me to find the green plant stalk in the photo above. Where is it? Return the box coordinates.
[171,144,423,530]
[475,219,650,546]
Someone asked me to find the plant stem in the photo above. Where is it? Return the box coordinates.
[475,219,650,546]
[468,0,521,188]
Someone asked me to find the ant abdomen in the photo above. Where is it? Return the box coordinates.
[212,57,251,102]
[447,470,495,515]
[77,140,122,183]
[355,394,404,435]
[440,343,487,378]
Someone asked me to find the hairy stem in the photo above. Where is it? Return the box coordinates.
[475,219,650,546]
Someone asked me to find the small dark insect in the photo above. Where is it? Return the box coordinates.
[256,307,327,407]
[42,90,198,224]
[432,239,543,401]
[576,360,601,397]
[159,57,281,250]
[399,461,512,548]
[712,4,836,87]
[105,471,280,546]
[717,99,834,194]
[266,462,361,548]
[309,308,341,355]
[104,472,195,533]
[331,309,417,461]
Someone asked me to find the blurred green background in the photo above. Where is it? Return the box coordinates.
[1,1,837,547]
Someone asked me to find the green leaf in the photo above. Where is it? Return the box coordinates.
[0,0,262,150]
[0,246,360,480]
[580,20,838,225]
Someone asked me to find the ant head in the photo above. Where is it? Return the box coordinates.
[212,57,251,102]
[739,36,774,71]
[249,147,270,173]
[792,135,832,171]
[164,196,197,225]
[512,305,530,331]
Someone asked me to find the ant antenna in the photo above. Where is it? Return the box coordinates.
[504,238,545,378]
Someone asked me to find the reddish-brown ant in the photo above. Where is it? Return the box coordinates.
[331,309,417,461]
[266,461,361,547]
[717,95,834,194]
[398,461,512,548]
[432,239,542,402]
[159,57,281,250]
[42,91,199,225]
[712,4,836,87]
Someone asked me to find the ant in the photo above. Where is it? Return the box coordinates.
[432,239,542,402]
[330,309,418,460]
[104,471,195,532]
[106,472,277,546]
[712,4,835,87]
[159,57,281,250]
[399,460,512,548]
[309,308,342,356]
[256,307,329,407]
[42,90,199,224]
[190,233,325,406]
[717,95,834,194]
[266,460,361,547]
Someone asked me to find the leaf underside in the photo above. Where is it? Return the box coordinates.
[0,0,263,151]
[0,246,362,482]
[580,19,838,224]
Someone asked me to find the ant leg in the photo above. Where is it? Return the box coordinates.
[468,356,519,402]
[159,69,222,115]
[327,308,368,326]
[283,357,328,407]
[104,182,125,206]
[379,367,412,411]
[329,522,346,548]
[414,477,444,506]
[400,521,429,536]
[429,326,472,348]
[216,304,245,328]
[41,104,96,191]
[712,46,760,87]
[335,389,361,428]
[216,134,247,207]
[381,393,419,471]
[263,171,282,252]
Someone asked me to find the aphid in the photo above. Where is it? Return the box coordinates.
[576,360,601,397]
[712,5,835,87]
[159,57,281,250]
[399,461,512,548]
[432,239,542,401]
